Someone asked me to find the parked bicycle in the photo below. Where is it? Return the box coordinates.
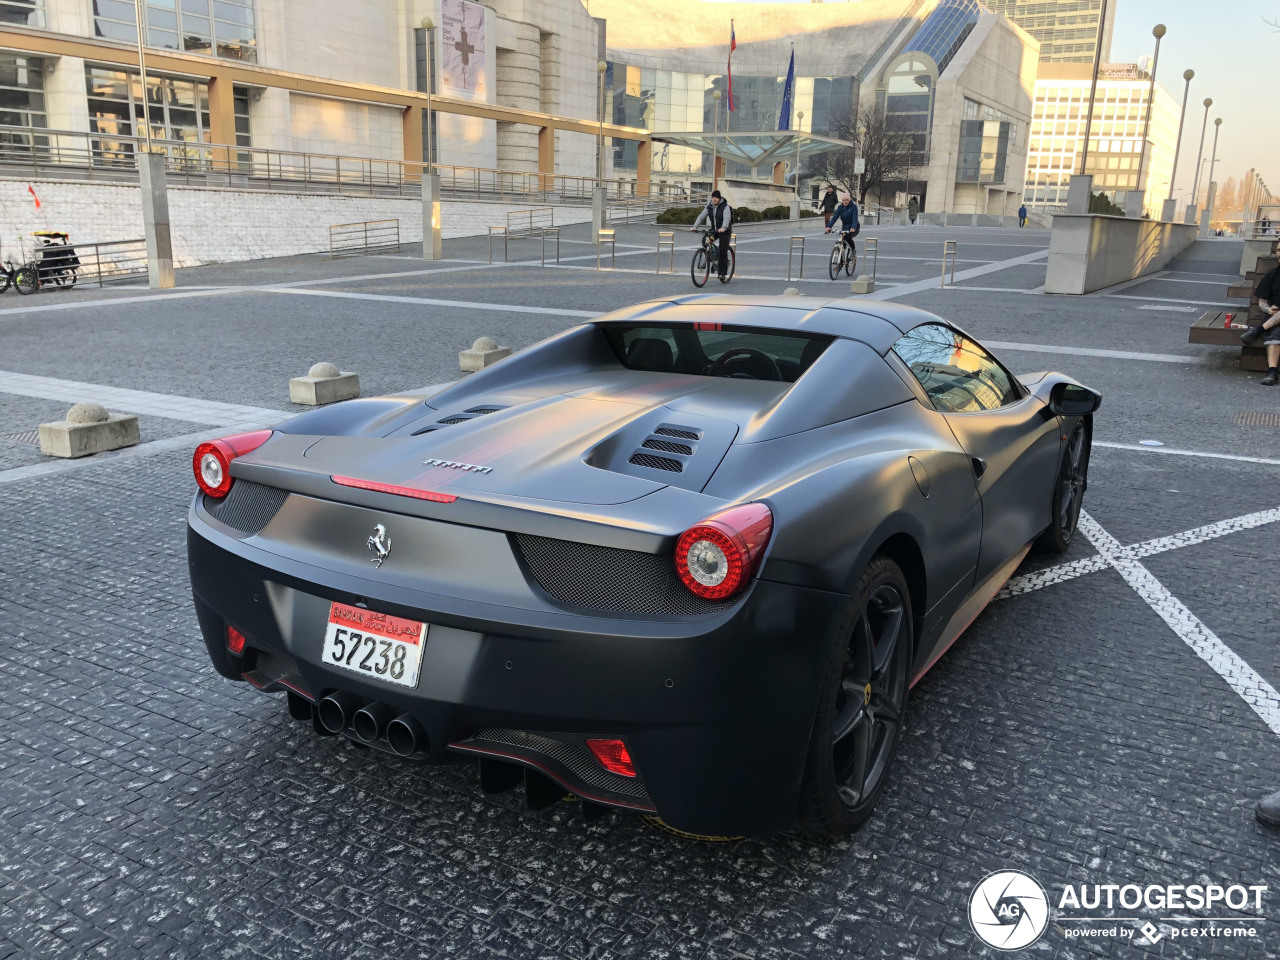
[691,229,735,287]
[828,230,858,280]
[0,250,38,295]
[32,230,80,290]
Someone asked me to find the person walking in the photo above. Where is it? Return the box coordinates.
[908,195,919,225]
[1018,203,1028,228]
[820,185,838,228]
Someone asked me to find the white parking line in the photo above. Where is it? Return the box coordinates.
[0,371,284,426]
[998,507,1280,600]
[864,248,1050,301]
[1092,441,1280,466]
[261,286,603,317]
[1080,511,1280,738]
[985,341,1208,364]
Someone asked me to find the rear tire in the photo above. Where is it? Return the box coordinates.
[691,248,709,288]
[798,554,912,835]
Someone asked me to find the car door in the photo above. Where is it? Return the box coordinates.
[892,323,1062,583]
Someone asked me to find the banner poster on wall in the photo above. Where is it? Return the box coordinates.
[440,0,486,101]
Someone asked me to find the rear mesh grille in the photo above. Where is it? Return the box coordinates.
[655,426,700,440]
[514,534,734,616]
[628,453,683,472]
[642,438,693,456]
[438,416,470,425]
[203,481,289,535]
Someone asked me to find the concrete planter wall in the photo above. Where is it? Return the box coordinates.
[1044,213,1199,295]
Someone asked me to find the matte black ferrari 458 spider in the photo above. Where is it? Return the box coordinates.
[187,294,1099,836]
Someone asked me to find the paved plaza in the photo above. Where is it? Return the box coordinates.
[0,219,1278,959]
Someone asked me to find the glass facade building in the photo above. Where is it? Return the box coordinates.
[605,61,854,175]
[86,65,213,161]
[92,0,258,63]
[901,0,985,76]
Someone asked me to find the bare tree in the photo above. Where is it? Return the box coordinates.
[815,107,917,206]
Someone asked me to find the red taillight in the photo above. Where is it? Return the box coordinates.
[586,738,637,777]
[226,625,247,656]
[331,476,458,503]
[193,430,272,499]
[674,502,773,600]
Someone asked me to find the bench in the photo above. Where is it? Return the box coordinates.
[1188,243,1275,370]
[488,207,558,262]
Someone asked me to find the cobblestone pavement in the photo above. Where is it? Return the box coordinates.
[1,227,1277,959]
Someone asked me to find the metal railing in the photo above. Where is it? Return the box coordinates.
[329,220,401,258]
[0,125,691,207]
[1243,205,1280,240]
[10,237,147,288]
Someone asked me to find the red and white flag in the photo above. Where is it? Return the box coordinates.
[27,185,39,209]
[727,20,735,113]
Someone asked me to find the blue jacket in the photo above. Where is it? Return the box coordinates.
[830,202,859,231]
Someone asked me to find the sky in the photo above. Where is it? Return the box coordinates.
[726,0,1279,203]
[1109,0,1277,203]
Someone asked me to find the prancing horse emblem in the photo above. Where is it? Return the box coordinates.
[366,524,392,568]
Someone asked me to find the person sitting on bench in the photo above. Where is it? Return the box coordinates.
[1241,261,1280,385]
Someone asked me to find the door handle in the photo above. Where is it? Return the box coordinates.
[970,457,987,478]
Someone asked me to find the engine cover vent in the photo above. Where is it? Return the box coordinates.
[436,405,508,426]
[628,452,683,472]
[655,425,701,441]
[627,424,702,474]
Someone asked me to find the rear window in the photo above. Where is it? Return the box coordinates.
[602,323,833,383]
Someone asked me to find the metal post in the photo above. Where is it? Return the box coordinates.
[1204,117,1222,224]
[787,236,805,281]
[656,231,675,274]
[1191,97,1212,208]
[133,0,154,153]
[711,89,722,192]
[1167,69,1195,207]
[1078,0,1110,175]
[941,240,957,288]
[864,237,878,282]
[1136,25,1165,198]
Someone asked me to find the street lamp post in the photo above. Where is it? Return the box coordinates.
[1164,68,1195,220]
[420,16,434,173]
[593,61,607,241]
[1077,0,1110,176]
[795,110,804,203]
[711,88,722,192]
[1190,96,1212,218]
[1201,117,1222,238]
[1136,24,1165,203]
[133,0,154,152]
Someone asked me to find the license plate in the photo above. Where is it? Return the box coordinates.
[322,603,426,689]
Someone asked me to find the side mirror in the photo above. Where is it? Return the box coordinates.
[1048,382,1101,417]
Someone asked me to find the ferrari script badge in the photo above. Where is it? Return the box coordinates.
[366,524,392,568]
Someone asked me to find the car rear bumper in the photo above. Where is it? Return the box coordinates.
[187,519,846,836]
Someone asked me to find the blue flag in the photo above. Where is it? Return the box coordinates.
[778,49,795,130]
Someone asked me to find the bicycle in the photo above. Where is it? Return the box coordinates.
[0,253,38,295]
[690,229,735,288]
[828,230,858,280]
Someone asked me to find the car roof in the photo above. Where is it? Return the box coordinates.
[592,295,944,354]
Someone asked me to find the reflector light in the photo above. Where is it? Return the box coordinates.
[193,430,273,498]
[586,738,637,777]
[331,476,458,503]
[675,502,773,600]
[226,625,247,656]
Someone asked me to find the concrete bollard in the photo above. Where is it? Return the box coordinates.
[460,336,511,372]
[290,361,360,405]
[782,287,801,296]
[848,274,876,294]
[39,402,139,458]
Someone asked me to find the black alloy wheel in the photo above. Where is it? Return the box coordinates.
[1037,419,1090,553]
[799,554,912,834]
[691,247,710,288]
[14,263,37,295]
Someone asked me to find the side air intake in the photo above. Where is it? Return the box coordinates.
[626,423,702,475]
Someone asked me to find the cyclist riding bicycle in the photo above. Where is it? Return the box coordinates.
[690,190,734,279]
[823,192,860,253]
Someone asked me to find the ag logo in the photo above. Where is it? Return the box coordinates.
[968,870,1049,951]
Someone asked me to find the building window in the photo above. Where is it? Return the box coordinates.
[86,64,211,162]
[0,0,43,27]
[0,53,48,160]
[92,0,256,63]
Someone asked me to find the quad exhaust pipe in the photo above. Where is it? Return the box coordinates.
[316,692,428,756]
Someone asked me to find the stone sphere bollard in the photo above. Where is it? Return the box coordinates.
[460,336,512,372]
[290,361,360,405]
[66,401,110,424]
[782,287,800,296]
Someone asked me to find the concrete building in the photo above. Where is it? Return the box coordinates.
[593,0,1040,216]
[1022,62,1180,216]
[982,0,1115,64]
[0,0,644,180]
